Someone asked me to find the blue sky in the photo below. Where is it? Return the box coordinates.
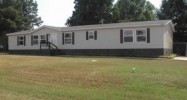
[37,0,162,27]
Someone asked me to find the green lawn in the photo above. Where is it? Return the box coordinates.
[0,54,187,100]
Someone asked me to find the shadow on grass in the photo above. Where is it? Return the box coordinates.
[55,55,162,60]
[0,52,8,55]
[1,53,168,61]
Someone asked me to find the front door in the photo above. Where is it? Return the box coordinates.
[50,34,57,46]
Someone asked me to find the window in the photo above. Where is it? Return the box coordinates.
[124,30,134,42]
[88,31,95,39]
[40,35,46,44]
[65,33,72,44]
[136,29,147,42]
[33,35,38,45]
[19,36,24,45]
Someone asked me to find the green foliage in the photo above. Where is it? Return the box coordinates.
[159,54,178,59]
[157,0,187,42]
[67,0,156,26]
[169,54,177,58]
[0,6,22,36]
[0,0,43,36]
[21,0,43,30]
[112,0,156,23]
[66,0,114,26]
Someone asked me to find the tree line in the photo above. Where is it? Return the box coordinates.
[66,0,155,26]
[67,0,187,42]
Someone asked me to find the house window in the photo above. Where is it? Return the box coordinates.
[33,35,38,45]
[124,30,134,42]
[40,35,46,44]
[136,29,147,42]
[65,33,72,44]
[19,36,24,45]
[88,31,95,39]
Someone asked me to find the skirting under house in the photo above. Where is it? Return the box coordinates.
[6,20,175,57]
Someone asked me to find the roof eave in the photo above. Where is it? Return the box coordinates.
[29,26,61,33]
[164,20,175,32]
[6,25,61,36]
[62,24,163,32]
[6,33,29,36]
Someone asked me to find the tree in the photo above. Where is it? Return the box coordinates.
[21,0,43,30]
[157,0,187,42]
[0,0,43,34]
[112,0,155,22]
[66,0,114,26]
[0,3,23,36]
[0,0,42,50]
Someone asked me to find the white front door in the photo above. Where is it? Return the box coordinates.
[50,34,57,46]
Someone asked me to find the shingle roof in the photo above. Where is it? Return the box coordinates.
[6,25,62,36]
[6,20,174,36]
[62,20,173,31]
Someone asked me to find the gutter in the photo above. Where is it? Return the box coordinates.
[61,24,163,32]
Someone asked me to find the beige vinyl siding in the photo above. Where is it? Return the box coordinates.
[9,26,165,50]
[58,26,164,49]
[9,28,61,50]
[163,24,173,55]
[163,24,173,49]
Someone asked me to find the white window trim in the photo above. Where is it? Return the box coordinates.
[33,35,38,45]
[40,34,46,44]
[64,33,72,44]
[88,31,95,40]
[135,28,147,43]
[19,35,24,46]
[123,29,134,43]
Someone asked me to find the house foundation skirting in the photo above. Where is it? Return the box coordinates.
[9,49,171,57]
[9,50,50,56]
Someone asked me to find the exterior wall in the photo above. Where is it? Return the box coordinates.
[9,26,164,50]
[163,24,173,56]
[8,26,168,57]
[8,28,61,50]
[58,26,164,49]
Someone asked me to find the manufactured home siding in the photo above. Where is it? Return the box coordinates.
[163,24,173,49]
[57,26,164,49]
[163,24,173,55]
[9,26,164,50]
[9,28,61,50]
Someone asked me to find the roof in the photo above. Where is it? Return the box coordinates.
[6,20,175,36]
[62,20,175,32]
[6,25,62,36]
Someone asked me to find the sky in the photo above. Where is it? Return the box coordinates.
[37,0,162,27]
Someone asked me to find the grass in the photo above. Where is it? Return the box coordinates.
[0,54,187,100]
